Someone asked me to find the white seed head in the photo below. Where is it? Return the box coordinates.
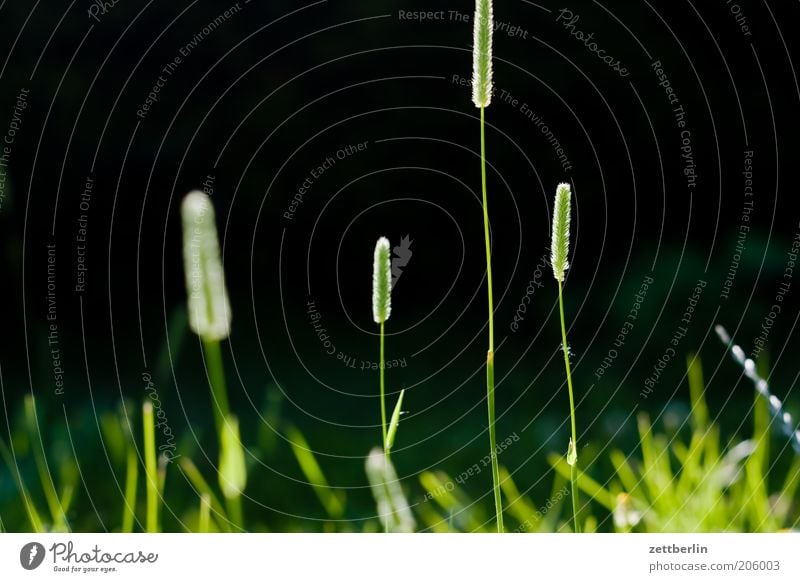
[472,0,494,107]
[551,183,572,282]
[372,237,392,324]
[181,190,232,341]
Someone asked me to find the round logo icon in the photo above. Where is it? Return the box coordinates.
[20,542,46,570]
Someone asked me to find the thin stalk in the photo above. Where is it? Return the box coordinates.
[199,494,211,533]
[558,281,580,532]
[121,444,138,533]
[143,401,159,533]
[481,105,503,533]
[380,321,388,453]
[202,338,230,441]
[226,496,243,529]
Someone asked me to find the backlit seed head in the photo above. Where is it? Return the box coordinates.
[181,191,232,341]
[472,0,494,108]
[567,438,578,466]
[551,183,572,282]
[372,237,392,324]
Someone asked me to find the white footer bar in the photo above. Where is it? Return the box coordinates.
[1,533,797,580]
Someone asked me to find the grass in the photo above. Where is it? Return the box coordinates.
[4,6,800,530]
[372,237,392,453]
[2,190,798,534]
[473,0,504,533]
[1,331,798,532]
[551,183,580,532]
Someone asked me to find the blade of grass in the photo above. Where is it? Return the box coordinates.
[286,425,344,520]
[198,493,211,533]
[178,457,230,532]
[143,401,159,532]
[0,437,45,532]
[23,396,68,531]
[121,444,138,533]
[385,389,405,453]
[219,415,246,529]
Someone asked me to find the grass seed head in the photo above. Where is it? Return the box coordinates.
[372,237,392,324]
[472,0,494,108]
[551,183,572,282]
[181,191,232,341]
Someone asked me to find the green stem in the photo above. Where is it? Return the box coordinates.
[226,495,243,530]
[487,352,503,533]
[558,280,580,533]
[202,338,230,442]
[481,105,503,533]
[380,321,388,454]
[122,444,138,533]
[143,401,159,533]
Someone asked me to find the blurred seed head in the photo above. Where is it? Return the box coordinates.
[181,191,231,341]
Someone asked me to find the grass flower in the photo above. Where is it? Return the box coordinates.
[373,237,392,453]
[472,0,493,108]
[551,182,580,532]
[182,190,231,342]
[181,190,232,435]
[472,0,502,532]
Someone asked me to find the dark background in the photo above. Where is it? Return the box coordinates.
[1,0,799,530]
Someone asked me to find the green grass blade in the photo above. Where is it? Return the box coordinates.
[23,396,67,530]
[286,425,344,520]
[143,401,159,532]
[178,457,230,532]
[385,389,405,453]
[219,415,246,529]
[121,444,138,533]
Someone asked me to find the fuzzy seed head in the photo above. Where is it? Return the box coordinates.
[372,237,392,324]
[472,0,494,108]
[551,183,572,282]
[181,190,232,341]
